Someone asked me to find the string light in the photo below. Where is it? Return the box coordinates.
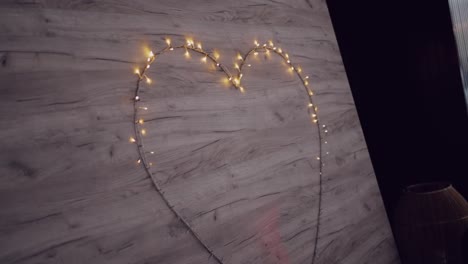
[130,39,329,264]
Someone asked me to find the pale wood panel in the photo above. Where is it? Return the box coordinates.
[0,0,399,263]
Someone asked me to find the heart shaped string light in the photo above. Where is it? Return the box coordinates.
[130,38,329,264]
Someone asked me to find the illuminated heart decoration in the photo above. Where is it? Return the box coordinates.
[129,38,329,264]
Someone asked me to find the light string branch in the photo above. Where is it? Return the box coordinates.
[131,38,329,264]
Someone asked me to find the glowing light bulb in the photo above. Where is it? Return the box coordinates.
[263,43,267,47]
[150,151,155,154]
[313,119,318,123]
[147,58,151,62]
[326,152,330,155]
[139,106,148,110]
[309,91,314,96]
[129,137,136,143]
[149,51,154,57]
[149,162,153,166]
[197,42,202,49]
[216,63,220,67]
[138,119,144,124]
[165,38,171,46]
[135,96,140,101]
[287,60,291,64]
[185,50,190,58]
[290,66,294,71]
[186,38,194,46]
[169,47,174,51]
[213,50,220,60]
[322,125,326,128]
[141,129,146,135]
[254,40,259,47]
[234,63,239,70]
[247,64,251,67]
[228,77,232,81]
[269,40,274,46]
[201,56,207,63]
[134,68,140,75]
[237,53,243,60]
[312,114,317,117]
[146,64,150,69]
[273,47,277,50]
[305,80,309,85]
[285,53,289,59]
[278,48,282,53]
[239,86,245,93]
[324,129,328,133]
[137,159,141,164]
[254,52,259,56]
[316,157,320,160]
[324,141,328,144]
[146,77,152,84]
[308,103,313,107]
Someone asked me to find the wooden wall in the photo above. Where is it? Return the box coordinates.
[0,0,400,263]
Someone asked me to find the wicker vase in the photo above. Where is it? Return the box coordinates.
[394,182,468,264]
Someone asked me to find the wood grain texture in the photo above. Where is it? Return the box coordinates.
[0,1,400,263]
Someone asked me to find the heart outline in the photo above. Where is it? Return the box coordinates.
[131,40,327,264]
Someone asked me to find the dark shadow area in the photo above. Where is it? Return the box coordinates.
[326,0,468,219]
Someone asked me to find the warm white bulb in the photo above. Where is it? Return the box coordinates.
[138,119,144,124]
[129,137,136,143]
[239,86,245,93]
[134,69,140,75]
[149,51,154,57]
[135,96,140,101]
[305,76,309,79]
[146,64,150,69]
[254,52,258,56]
[269,40,274,46]
[165,38,171,46]
[146,77,152,84]
[308,103,313,107]
[141,129,146,135]
[169,47,174,51]
[197,43,202,49]
[201,56,207,63]
[237,53,243,60]
[247,64,251,67]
